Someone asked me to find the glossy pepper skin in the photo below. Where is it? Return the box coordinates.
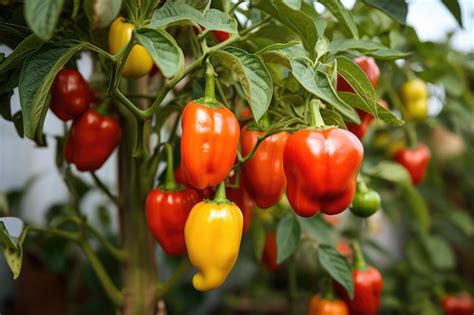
[226,174,254,233]
[307,295,349,315]
[50,69,91,121]
[146,188,200,256]
[213,30,230,42]
[400,79,428,121]
[65,108,122,171]
[394,143,431,185]
[180,100,240,189]
[335,243,383,315]
[262,231,278,271]
[284,128,364,217]
[175,166,213,199]
[108,17,153,78]
[185,184,243,291]
[241,126,289,208]
[337,56,380,93]
[441,294,474,315]
[350,182,381,218]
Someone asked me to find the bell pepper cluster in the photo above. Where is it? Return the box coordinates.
[51,68,122,172]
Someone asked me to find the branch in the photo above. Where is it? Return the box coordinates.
[86,225,127,262]
[90,172,121,207]
[156,259,189,298]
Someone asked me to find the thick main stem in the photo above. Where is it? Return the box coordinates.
[119,78,157,315]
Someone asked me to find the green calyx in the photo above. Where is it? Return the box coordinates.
[196,61,220,108]
[208,182,231,204]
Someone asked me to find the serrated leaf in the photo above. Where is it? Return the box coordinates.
[336,56,377,115]
[136,28,184,78]
[250,215,266,261]
[24,0,65,41]
[84,0,123,29]
[150,2,237,34]
[212,47,273,123]
[276,215,301,264]
[319,0,359,38]
[338,92,405,126]
[0,34,43,75]
[290,57,359,123]
[362,0,407,25]
[19,41,86,141]
[318,244,354,298]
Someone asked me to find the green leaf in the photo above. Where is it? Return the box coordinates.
[0,34,44,75]
[174,0,211,12]
[318,244,354,298]
[361,0,408,25]
[150,2,237,34]
[441,0,463,27]
[19,41,86,141]
[282,0,302,10]
[256,1,319,58]
[0,221,17,249]
[24,0,65,41]
[290,57,359,123]
[255,40,300,55]
[0,219,27,279]
[297,216,335,246]
[319,0,359,38]
[338,92,405,126]
[329,39,410,60]
[321,108,347,128]
[336,56,377,115]
[276,215,301,264]
[13,111,24,138]
[135,28,184,78]
[84,0,123,29]
[250,215,266,261]
[423,235,455,270]
[212,47,273,123]
[366,161,430,231]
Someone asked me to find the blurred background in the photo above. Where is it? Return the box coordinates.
[1,0,473,314]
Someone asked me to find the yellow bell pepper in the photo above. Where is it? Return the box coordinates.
[108,17,153,78]
[400,78,428,121]
[184,183,243,291]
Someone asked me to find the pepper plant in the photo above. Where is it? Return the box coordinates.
[0,0,473,314]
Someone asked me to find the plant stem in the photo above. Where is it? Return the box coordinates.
[28,226,79,242]
[162,143,178,191]
[86,225,127,262]
[156,259,189,298]
[351,241,368,270]
[406,123,418,148]
[90,172,121,207]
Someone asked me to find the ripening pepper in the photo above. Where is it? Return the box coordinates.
[400,79,428,121]
[346,100,388,140]
[226,173,254,233]
[180,66,240,189]
[65,107,121,171]
[213,30,230,42]
[394,143,431,185]
[185,182,243,291]
[50,69,91,121]
[108,17,153,78]
[335,242,383,315]
[441,294,474,315]
[350,181,381,218]
[241,126,289,208]
[262,231,278,271]
[284,128,364,217]
[337,56,380,93]
[146,144,201,256]
[308,295,349,315]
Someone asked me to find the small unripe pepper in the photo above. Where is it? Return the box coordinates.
[108,17,153,78]
[65,106,121,171]
[307,295,349,315]
[284,127,363,217]
[335,242,383,315]
[146,144,201,256]
[241,125,289,208]
[180,64,240,189]
[185,182,243,291]
[394,143,431,185]
[50,69,91,121]
[350,180,381,218]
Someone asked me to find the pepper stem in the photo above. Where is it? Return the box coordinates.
[213,182,228,203]
[200,61,217,105]
[310,99,325,128]
[406,123,418,149]
[357,176,369,193]
[351,241,368,271]
[162,143,178,191]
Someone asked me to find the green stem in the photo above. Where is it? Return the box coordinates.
[198,61,218,106]
[81,240,124,306]
[156,259,189,298]
[213,182,228,203]
[162,143,178,191]
[28,226,79,242]
[86,225,127,262]
[310,99,325,128]
[90,172,121,207]
[351,241,368,271]
[406,123,418,148]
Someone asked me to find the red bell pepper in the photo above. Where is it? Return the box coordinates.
[394,143,431,185]
[441,294,474,315]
